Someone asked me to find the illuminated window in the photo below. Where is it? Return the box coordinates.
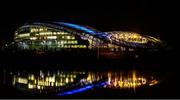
[72,37,75,39]
[18,33,30,37]
[39,32,53,35]
[28,84,35,89]
[64,41,67,44]
[67,41,71,44]
[30,28,38,32]
[37,85,41,89]
[74,41,78,44]
[29,75,35,80]
[67,36,71,39]
[60,41,64,44]
[65,78,69,83]
[53,32,57,35]
[30,37,37,40]
[47,36,57,39]
[18,78,28,84]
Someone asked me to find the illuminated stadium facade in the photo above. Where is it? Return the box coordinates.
[13,22,163,52]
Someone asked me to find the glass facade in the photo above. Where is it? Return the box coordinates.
[15,26,88,50]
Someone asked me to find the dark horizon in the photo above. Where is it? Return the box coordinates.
[0,1,179,49]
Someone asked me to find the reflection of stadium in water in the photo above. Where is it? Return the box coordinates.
[12,71,88,92]
[12,70,159,93]
[106,71,159,89]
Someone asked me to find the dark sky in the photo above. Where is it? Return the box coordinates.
[0,1,179,48]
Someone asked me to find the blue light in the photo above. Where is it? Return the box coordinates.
[57,85,94,96]
[56,22,96,35]
[57,82,108,96]
[95,82,107,87]
[57,22,112,39]
[100,82,108,86]
[97,32,108,37]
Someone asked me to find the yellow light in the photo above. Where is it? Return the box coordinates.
[60,83,63,86]
[137,83,141,86]
[34,80,37,84]
[132,71,137,82]
[28,84,34,89]
[72,37,75,39]
[18,78,28,84]
[149,80,159,86]
[114,80,117,87]
[51,83,54,86]
[73,75,76,78]
[67,36,71,39]
[29,75,35,80]
[104,71,158,89]
[47,36,57,39]
[37,85,41,89]
[18,33,30,37]
[70,78,74,82]
[30,37,37,40]
[38,80,44,86]
[70,75,73,77]
[45,77,49,81]
[133,35,138,38]
[52,32,56,35]
[65,78,69,83]
[55,82,58,86]
[142,78,147,84]
[40,32,52,35]
[45,82,49,86]
[48,77,55,82]
[30,28,38,32]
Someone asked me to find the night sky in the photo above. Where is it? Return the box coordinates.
[0,1,179,49]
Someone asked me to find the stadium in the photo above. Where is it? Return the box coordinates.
[11,21,164,52]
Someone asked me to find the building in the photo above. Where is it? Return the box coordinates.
[13,21,163,52]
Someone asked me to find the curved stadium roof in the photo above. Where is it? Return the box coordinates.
[15,21,164,49]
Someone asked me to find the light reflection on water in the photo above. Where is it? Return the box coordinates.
[105,71,159,89]
[6,69,160,94]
